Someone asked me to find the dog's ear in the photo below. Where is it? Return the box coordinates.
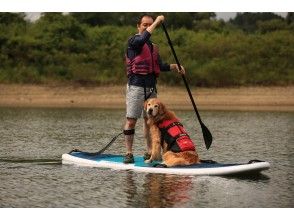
[158,102,166,115]
[144,100,148,110]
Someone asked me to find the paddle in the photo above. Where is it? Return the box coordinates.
[70,132,123,156]
[161,22,213,149]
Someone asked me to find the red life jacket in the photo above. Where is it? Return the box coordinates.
[158,118,196,153]
[126,43,160,77]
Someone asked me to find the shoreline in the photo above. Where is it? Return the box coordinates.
[0,84,293,112]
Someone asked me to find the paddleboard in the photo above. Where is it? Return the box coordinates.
[62,151,270,176]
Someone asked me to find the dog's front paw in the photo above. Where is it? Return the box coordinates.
[144,159,153,164]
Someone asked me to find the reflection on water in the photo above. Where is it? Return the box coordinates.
[0,108,293,207]
[123,172,193,208]
[142,174,193,207]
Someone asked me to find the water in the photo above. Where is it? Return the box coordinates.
[0,108,293,207]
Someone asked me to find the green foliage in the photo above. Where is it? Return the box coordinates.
[0,12,27,25]
[257,19,288,33]
[229,12,285,32]
[286,12,294,24]
[0,12,293,87]
[69,12,216,29]
[70,12,142,27]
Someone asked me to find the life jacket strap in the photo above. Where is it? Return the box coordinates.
[174,133,190,140]
[143,80,157,101]
[164,122,183,130]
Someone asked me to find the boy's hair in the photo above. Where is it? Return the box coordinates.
[137,14,155,25]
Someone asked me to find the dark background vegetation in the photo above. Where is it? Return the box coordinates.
[0,12,293,87]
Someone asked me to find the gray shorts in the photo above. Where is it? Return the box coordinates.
[126,84,157,119]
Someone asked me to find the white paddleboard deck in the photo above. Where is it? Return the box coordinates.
[62,151,270,176]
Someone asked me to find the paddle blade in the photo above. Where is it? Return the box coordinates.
[201,122,213,150]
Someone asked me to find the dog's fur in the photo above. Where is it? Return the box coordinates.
[144,98,200,167]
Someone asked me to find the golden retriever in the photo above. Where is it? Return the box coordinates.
[144,98,200,167]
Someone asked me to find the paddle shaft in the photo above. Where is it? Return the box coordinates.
[161,22,212,149]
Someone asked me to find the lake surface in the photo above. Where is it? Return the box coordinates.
[0,108,293,207]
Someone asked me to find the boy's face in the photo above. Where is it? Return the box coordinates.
[137,16,154,34]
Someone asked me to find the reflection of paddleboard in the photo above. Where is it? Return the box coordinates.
[62,151,270,176]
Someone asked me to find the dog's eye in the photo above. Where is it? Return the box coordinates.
[148,103,151,106]
[154,104,158,108]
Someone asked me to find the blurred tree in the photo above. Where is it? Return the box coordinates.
[192,12,216,20]
[163,12,216,29]
[0,12,27,25]
[230,12,284,32]
[286,12,294,24]
[69,12,216,28]
[70,12,115,26]
[70,12,142,26]
[1,12,293,86]
[34,13,86,49]
[257,19,287,33]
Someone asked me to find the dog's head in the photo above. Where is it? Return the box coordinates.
[144,98,166,119]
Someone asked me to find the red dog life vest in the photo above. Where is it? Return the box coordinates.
[158,118,196,153]
[126,43,160,77]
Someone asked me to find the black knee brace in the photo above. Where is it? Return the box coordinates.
[123,129,135,135]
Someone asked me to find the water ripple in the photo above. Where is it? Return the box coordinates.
[0,108,293,207]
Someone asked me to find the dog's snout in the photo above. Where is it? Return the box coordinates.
[147,108,153,115]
